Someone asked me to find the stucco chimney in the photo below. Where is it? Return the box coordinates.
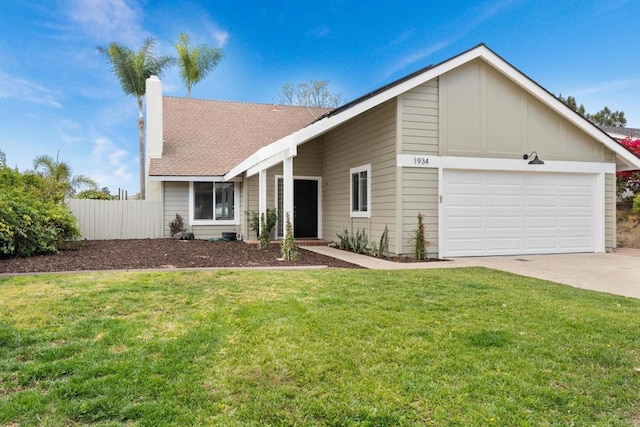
[145,75,163,201]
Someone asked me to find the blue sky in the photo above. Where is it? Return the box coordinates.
[1,0,639,195]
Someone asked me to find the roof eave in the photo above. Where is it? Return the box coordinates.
[225,43,640,179]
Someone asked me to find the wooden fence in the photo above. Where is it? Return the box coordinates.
[67,199,163,240]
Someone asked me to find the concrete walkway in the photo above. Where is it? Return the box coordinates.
[302,246,640,299]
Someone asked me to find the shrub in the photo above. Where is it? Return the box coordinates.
[76,189,113,200]
[169,213,186,237]
[247,209,277,240]
[413,213,428,260]
[634,194,640,213]
[280,213,297,261]
[258,213,270,249]
[0,167,79,257]
[336,228,351,250]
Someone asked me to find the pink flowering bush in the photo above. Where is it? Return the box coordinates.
[616,137,640,205]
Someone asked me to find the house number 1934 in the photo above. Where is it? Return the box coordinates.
[413,156,429,165]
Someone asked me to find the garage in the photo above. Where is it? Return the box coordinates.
[441,170,598,257]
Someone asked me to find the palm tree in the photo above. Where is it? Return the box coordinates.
[174,33,223,98]
[33,153,97,201]
[97,38,173,199]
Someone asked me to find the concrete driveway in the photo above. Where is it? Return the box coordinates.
[451,251,640,299]
[303,247,640,299]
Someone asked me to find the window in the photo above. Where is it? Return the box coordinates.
[191,182,238,224]
[350,164,371,217]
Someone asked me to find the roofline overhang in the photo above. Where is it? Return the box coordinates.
[149,175,241,182]
[224,43,640,180]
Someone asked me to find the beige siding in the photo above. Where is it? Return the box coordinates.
[164,182,189,237]
[400,168,439,256]
[401,79,439,155]
[322,99,397,251]
[440,59,606,162]
[163,181,240,239]
[398,80,440,256]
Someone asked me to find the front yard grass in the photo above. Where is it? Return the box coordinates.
[1,268,639,425]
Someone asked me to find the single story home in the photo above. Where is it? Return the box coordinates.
[145,43,640,258]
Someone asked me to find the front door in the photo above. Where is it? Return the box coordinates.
[293,179,318,238]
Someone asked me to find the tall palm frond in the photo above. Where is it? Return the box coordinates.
[174,33,223,98]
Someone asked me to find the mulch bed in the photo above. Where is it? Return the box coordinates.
[0,239,361,274]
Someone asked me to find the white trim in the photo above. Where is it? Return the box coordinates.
[275,175,323,239]
[397,154,616,174]
[595,173,606,253]
[188,181,240,226]
[350,164,372,218]
[224,44,640,181]
[150,175,241,182]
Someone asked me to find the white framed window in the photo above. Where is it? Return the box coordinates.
[189,181,239,225]
[350,164,371,218]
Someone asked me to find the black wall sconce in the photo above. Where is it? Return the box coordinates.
[523,151,544,165]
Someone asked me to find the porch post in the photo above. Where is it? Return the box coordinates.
[258,167,267,234]
[283,156,294,233]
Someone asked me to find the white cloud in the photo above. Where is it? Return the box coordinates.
[0,70,63,108]
[306,26,330,39]
[382,0,519,79]
[572,79,640,97]
[201,20,230,48]
[67,0,147,44]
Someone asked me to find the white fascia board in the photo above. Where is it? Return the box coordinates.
[246,152,287,177]
[478,48,640,170]
[149,175,240,182]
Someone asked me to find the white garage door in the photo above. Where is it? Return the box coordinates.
[441,170,597,257]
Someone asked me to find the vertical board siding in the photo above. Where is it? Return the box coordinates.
[68,199,162,240]
[322,99,397,251]
[605,173,615,251]
[400,80,440,256]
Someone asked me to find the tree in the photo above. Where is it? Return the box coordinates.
[279,79,344,108]
[33,154,97,201]
[98,38,174,199]
[557,94,626,127]
[0,149,5,167]
[174,33,223,98]
[588,106,627,127]
[557,94,586,117]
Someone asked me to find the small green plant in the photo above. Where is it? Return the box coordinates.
[349,229,369,254]
[246,209,277,239]
[280,213,298,261]
[258,213,270,249]
[413,213,427,260]
[634,194,640,213]
[378,225,389,257]
[169,213,186,237]
[336,228,351,250]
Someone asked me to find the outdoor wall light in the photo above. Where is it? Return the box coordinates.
[523,151,544,165]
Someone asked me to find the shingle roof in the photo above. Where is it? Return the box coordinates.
[599,126,640,139]
[149,97,330,177]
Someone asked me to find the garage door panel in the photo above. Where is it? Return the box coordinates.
[487,216,522,229]
[487,194,522,207]
[525,195,559,208]
[442,170,597,257]
[525,216,558,228]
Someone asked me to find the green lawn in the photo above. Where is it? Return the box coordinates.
[1,268,639,426]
